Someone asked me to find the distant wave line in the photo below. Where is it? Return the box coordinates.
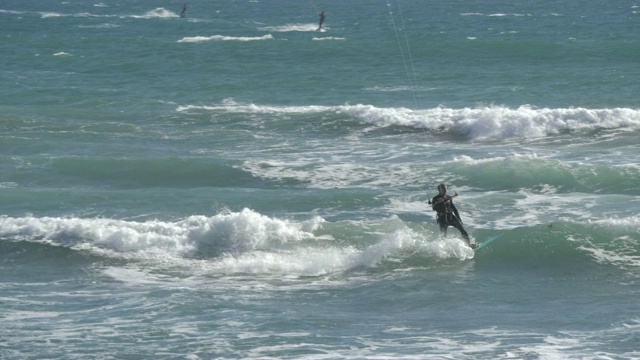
[258,23,320,32]
[178,34,274,43]
[177,101,640,139]
[313,37,346,41]
[10,7,182,19]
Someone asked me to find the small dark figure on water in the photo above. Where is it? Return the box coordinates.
[317,11,326,31]
[429,183,475,248]
[180,3,187,18]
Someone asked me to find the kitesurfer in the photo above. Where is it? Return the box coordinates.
[317,11,326,30]
[430,183,475,248]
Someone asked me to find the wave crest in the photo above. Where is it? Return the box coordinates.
[178,101,640,140]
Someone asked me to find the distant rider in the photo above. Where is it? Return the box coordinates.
[317,11,326,31]
[180,3,187,18]
[430,183,475,248]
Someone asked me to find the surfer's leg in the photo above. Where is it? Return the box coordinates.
[438,220,448,237]
[451,219,470,242]
[458,226,470,241]
[455,222,476,247]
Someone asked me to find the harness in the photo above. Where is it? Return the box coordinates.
[436,201,456,224]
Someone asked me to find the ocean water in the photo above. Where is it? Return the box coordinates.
[1,0,640,359]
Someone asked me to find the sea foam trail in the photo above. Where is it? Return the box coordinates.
[34,8,179,19]
[178,34,274,43]
[258,23,319,32]
[130,8,179,19]
[178,101,640,140]
[590,216,640,234]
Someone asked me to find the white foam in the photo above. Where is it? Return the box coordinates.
[461,13,529,17]
[208,222,472,277]
[41,12,62,18]
[0,215,193,255]
[0,209,322,259]
[453,153,541,165]
[240,159,423,189]
[258,23,318,32]
[386,225,475,261]
[178,98,329,113]
[102,267,179,285]
[206,246,361,276]
[37,7,186,20]
[0,10,25,15]
[312,37,345,41]
[4,311,60,321]
[577,242,640,271]
[345,105,640,139]
[590,216,640,233]
[576,216,640,270]
[178,34,274,43]
[0,211,473,278]
[130,7,179,19]
[38,10,115,19]
[365,85,438,92]
[78,23,119,29]
[506,190,601,227]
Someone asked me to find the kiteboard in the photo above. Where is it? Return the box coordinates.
[474,233,503,250]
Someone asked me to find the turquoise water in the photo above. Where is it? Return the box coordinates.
[1,1,640,359]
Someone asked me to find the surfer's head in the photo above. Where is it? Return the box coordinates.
[437,183,447,195]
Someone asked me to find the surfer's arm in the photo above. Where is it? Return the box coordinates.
[430,196,440,210]
[444,192,459,202]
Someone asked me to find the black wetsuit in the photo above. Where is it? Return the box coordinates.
[318,12,325,29]
[431,194,470,242]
